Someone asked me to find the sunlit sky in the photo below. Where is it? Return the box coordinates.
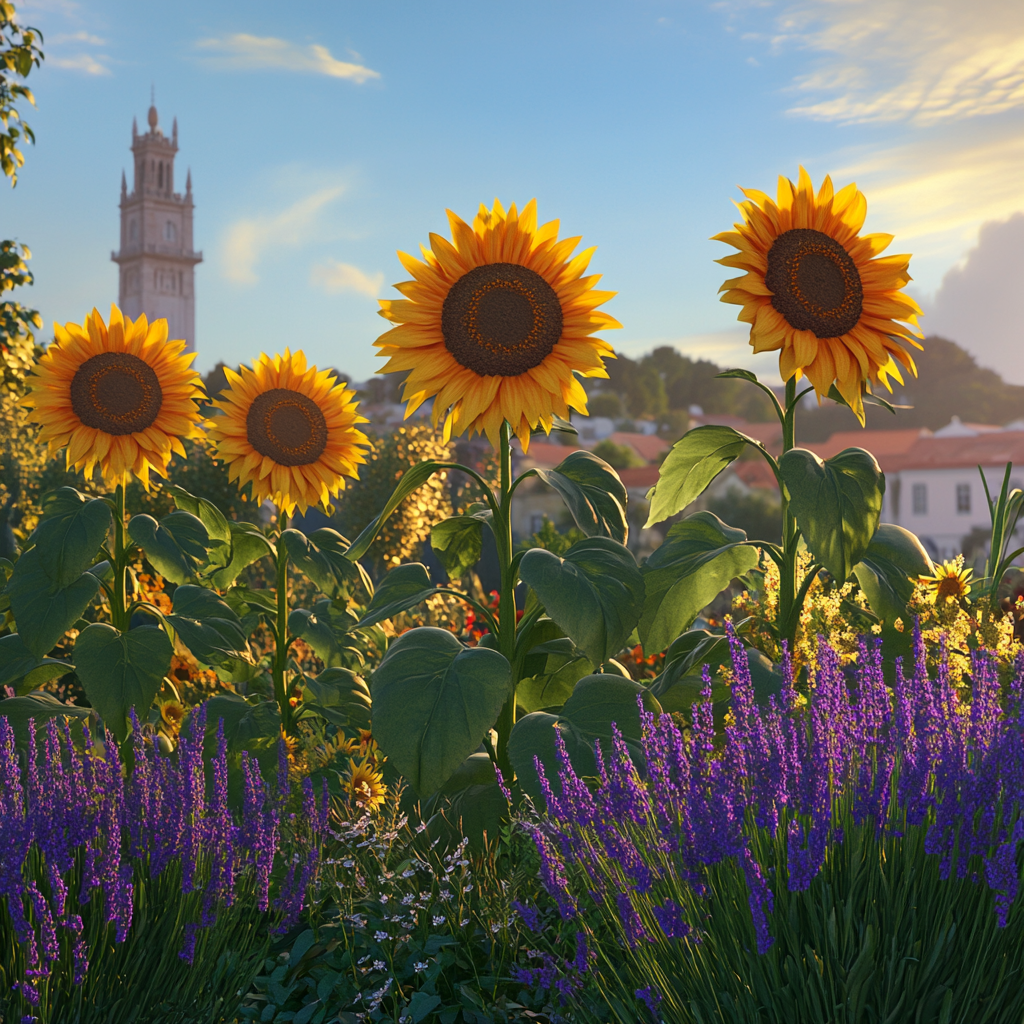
[4,0,1023,384]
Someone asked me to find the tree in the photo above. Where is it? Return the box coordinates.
[1,1,42,185]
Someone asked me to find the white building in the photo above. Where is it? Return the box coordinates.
[111,103,202,352]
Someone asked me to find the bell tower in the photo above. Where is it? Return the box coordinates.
[111,101,202,352]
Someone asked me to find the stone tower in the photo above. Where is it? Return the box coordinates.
[111,103,202,352]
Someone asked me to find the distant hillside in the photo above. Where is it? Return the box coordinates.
[594,337,1024,442]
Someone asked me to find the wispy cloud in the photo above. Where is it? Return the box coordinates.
[221,186,346,286]
[49,53,110,75]
[772,0,1024,125]
[196,34,380,83]
[835,124,1024,252]
[310,260,383,298]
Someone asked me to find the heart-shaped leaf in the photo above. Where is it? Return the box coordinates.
[288,608,340,665]
[646,425,768,527]
[519,537,644,665]
[128,510,210,584]
[6,547,100,659]
[0,632,73,695]
[74,623,172,741]
[299,667,372,731]
[535,451,628,544]
[370,627,510,796]
[430,516,485,579]
[0,693,91,744]
[210,522,275,589]
[639,511,759,654]
[282,528,366,596]
[780,447,884,583]
[165,483,232,568]
[516,638,591,714]
[30,487,112,588]
[354,563,438,630]
[853,523,934,625]
[509,674,661,802]
[166,585,251,666]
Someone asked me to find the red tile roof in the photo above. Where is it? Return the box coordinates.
[608,431,669,463]
[883,431,1024,473]
[805,428,930,462]
[617,466,661,489]
[730,460,779,491]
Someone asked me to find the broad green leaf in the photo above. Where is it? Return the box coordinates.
[300,667,372,731]
[209,521,275,589]
[638,511,759,654]
[165,484,232,545]
[853,523,934,625]
[431,782,508,854]
[646,425,766,527]
[282,528,365,596]
[780,447,885,583]
[535,451,628,544]
[0,633,72,695]
[166,585,251,666]
[6,548,100,659]
[516,638,590,714]
[346,459,452,562]
[288,608,340,665]
[202,694,281,753]
[509,674,661,802]
[0,693,91,744]
[430,516,484,579]
[354,563,438,630]
[127,510,209,584]
[74,624,172,741]
[30,487,112,588]
[370,626,510,796]
[519,537,644,665]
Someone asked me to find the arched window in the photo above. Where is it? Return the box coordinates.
[164,220,177,242]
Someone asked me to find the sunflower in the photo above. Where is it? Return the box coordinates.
[714,168,923,424]
[207,350,370,517]
[375,199,620,451]
[24,305,204,487]
[158,700,186,735]
[347,756,387,813]
[920,559,973,604]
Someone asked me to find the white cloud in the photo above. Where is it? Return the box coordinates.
[50,30,104,44]
[49,53,110,75]
[310,260,383,298]
[927,213,1024,383]
[773,0,1024,125]
[833,123,1024,257]
[221,186,346,286]
[195,34,380,84]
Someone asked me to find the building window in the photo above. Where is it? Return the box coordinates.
[129,219,137,242]
[164,220,176,242]
[912,483,927,515]
[956,483,971,513]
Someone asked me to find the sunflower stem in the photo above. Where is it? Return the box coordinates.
[273,534,293,734]
[779,377,799,648]
[494,421,517,778]
[112,482,129,632]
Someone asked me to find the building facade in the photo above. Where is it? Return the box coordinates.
[111,104,202,352]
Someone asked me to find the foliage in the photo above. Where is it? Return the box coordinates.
[237,796,552,1024]
[516,632,1024,1024]
[590,439,644,470]
[0,0,43,185]
[332,426,454,578]
[0,709,326,1023]
[705,488,781,544]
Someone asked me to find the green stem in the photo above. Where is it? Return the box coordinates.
[112,483,129,632]
[493,422,517,777]
[779,377,799,648]
[273,538,292,733]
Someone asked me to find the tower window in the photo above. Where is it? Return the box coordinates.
[164,221,177,242]
[158,163,163,188]
[956,483,971,514]
[129,219,137,242]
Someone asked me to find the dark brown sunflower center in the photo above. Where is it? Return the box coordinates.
[765,228,863,338]
[246,388,328,466]
[441,262,563,377]
[69,352,163,435]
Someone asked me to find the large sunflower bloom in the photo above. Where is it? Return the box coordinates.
[714,167,924,424]
[207,349,370,517]
[375,199,620,451]
[919,559,973,604]
[347,756,387,813]
[24,305,204,488]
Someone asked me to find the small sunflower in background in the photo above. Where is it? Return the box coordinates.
[375,199,620,450]
[714,168,923,424]
[206,349,370,517]
[920,559,973,604]
[24,305,205,487]
[347,756,387,813]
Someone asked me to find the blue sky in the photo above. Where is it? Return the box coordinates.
[4,0,1023,384]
